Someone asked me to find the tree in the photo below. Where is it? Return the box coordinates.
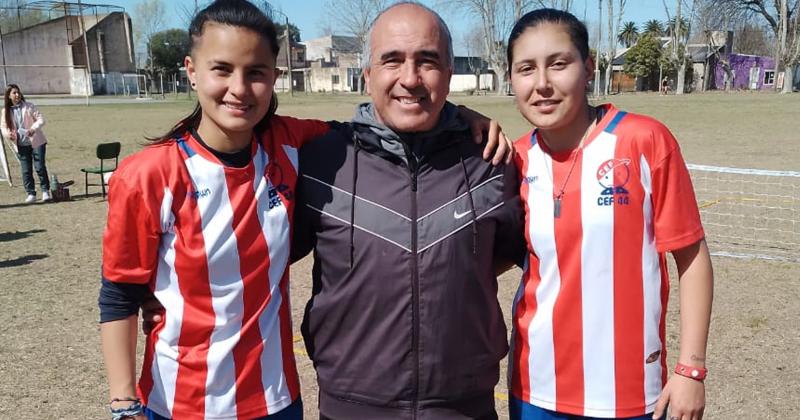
[150,29,190,73]
[709,0,800,93]
[533,0,573,10]
[322,0,388,93]
[463,30,486,92]
[662,0,697,95]
[133,0,167,71]
[618,21,639,47]
[644,19,665,36]
[623,33,663,88]
[276,22,301,43]
[735,23,772,56]
[438,0,520,95]
[604,0,626,95]
[177,0,200,28]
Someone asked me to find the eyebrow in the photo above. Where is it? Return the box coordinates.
[514,51,575,64]
[378,49,442,62]
[206,60,272,69]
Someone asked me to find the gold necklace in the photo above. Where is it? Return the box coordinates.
[540,107,596,218]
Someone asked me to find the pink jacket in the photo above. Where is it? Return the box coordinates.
[1,101,47,152]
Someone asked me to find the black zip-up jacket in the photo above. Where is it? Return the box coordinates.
[292,102,525,419]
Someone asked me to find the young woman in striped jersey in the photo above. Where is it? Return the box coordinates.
[98,1,328,419]
[506,9,713,420]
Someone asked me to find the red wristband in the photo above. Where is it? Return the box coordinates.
[674,363,707,381]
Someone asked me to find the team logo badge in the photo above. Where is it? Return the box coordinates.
[266,161,293,209]
[596,158,630,206]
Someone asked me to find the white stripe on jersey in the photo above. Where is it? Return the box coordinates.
[580,132,617,416]
[282,144,299,173]
[640,155,663,411]
[254,143,294,411]
[150,190,181,417]
[185,152,243,417]
[525,143,558,410]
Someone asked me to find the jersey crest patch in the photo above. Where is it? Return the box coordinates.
[597,158,631,206]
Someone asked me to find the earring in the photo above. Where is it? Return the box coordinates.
[191,82,196,88]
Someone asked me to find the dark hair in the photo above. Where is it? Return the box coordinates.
[156,0,281,143]
[506,8,590,66]
[3,84,24,133]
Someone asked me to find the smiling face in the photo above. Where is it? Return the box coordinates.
[509,22,594,133]
[185,22,278,151]
[364,4,452,133]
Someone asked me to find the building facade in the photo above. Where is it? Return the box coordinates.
[1,11,135,95]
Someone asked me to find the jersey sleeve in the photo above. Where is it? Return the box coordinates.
[101,169,161,285]
[649,126,705,253]
[273,116,330,148]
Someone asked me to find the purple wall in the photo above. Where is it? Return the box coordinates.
[714,54,776,90]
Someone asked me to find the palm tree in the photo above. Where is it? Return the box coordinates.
[666,17,690,40]
[643,19,664,37]
[618,21,639,48]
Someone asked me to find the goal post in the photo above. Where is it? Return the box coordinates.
[688,163,800,263]
[0,134,12,186]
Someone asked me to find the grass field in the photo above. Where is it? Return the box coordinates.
[0,92,798,419]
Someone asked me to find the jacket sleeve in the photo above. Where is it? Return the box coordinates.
[493,162,526,268]
[27,102,45,131]
[291,166,317,263]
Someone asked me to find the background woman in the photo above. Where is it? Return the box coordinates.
[1,84,51,203]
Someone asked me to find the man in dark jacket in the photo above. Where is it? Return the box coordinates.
[291,3,526,419]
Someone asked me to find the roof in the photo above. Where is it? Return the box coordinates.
[612,38,725,66]
[329,35,361,53]
[687,44,724,62]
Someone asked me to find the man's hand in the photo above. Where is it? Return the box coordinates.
[457,105,514,165]
[652,374,705,420]
[140,297,164,335]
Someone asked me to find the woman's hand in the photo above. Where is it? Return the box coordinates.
[26,128,35,137]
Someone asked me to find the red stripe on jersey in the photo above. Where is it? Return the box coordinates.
[612,145,646,416]
[551,149,585,412]
[226,163,271,419]
[277,272,300,400]
[173,196,214,419]
[511,142,535,400]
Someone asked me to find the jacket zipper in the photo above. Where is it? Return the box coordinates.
[407,148,420,420]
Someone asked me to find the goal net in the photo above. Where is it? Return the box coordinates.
[688,164,800,263]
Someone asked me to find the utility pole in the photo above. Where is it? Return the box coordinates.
[0,23,7,87]
[77,0,93,104]
[285,16,293,97]
[594,0,602,97]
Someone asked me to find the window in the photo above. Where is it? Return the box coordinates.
[764,70,775,85]
[296,51,304,62]
[332,74,340,84]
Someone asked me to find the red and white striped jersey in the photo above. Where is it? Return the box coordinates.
[510,104,705,418]
[102,116,328,420]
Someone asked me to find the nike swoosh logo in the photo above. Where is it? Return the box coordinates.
[453,209,471,219]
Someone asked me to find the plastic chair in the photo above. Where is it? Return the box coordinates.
[80,142,120,198]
